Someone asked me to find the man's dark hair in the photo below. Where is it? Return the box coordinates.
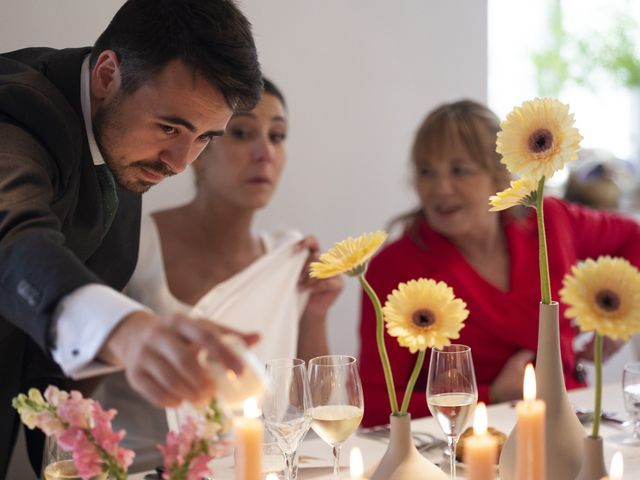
[90,0,262,111]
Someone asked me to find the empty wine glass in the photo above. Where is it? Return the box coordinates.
[263,358,312,480]
[308,355,364,480]
[427,344,478,480]
[622,362,640,445]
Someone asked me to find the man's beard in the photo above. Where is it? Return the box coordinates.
[93,95,176,194]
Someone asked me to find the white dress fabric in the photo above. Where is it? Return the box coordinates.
[96,214,309,471]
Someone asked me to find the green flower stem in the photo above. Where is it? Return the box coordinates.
[535,177,552,304]
[592,333,603,438]
[359,274,399,414]
[400,349,426,414]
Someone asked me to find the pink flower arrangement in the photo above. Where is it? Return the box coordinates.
[13,386,229,480]
[13,386,133,479]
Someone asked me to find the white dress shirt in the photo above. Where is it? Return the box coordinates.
[51,56,148,377]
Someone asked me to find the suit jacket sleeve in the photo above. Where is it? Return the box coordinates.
[0,120,101,352]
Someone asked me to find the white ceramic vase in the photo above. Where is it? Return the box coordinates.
[368,414,447,480]
[499,302,585,480]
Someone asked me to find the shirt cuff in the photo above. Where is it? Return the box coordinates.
[51,284,150,377]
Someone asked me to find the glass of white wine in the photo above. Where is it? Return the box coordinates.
[263,358,312,480]
[426,344,477,480]
[623,362,640,445]
[308,355,364,480]
[41,435,107,480]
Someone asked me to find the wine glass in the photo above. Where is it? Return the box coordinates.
[622,362,640,445]
[41,436,85,480]
[308,355,364,480]
[263,358,312,480]
[426,344,478,480]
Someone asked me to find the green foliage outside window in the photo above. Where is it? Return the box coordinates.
[533,0,640,96]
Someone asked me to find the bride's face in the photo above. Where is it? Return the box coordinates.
[193,92,288,211]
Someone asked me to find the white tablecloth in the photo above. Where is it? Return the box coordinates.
[132,383,640,479]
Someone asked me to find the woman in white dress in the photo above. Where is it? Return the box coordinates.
[97,78,343,471]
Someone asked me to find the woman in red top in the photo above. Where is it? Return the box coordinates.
[359,100,640,427]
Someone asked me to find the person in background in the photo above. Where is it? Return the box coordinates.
[0,0,262,474]
[97,78,343,471]
[358,99,640,427]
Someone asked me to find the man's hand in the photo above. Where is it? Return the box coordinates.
[98,311,259,407]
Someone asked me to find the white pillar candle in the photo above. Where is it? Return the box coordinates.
[464,402,497,480]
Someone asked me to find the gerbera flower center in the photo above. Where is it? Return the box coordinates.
[412,309,436,328]
[528,128,554,154]
[595,289,621,313]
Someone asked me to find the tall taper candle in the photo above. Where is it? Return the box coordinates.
[235,398,263,480]
[601,451,623,480]
[515,364,546,480]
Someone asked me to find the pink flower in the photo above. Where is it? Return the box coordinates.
[187,454,213,480]
[44,385,70,407]
[90,403,134,471]
[35,411,65,436]
[57,428,103,480]
[57,391,94,429]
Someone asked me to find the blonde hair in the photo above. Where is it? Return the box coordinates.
[389,100,511,240]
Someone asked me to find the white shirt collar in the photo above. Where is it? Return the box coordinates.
[80,56,105,166]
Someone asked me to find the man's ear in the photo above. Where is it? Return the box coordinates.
[91,50,122,101]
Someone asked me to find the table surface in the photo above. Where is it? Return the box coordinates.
[132,383,640,479]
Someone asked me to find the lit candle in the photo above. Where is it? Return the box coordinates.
[234,398,263,480]
[515,363,546,480]
[350,447,364,479]
[601,451,623,480]
[464,402,497,480]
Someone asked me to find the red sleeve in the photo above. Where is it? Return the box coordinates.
[554,198,640,267]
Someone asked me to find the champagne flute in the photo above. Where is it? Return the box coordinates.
[427,344,478,480]
[622,362,640,445]
[263,358,312,480]
[308,355,364,480]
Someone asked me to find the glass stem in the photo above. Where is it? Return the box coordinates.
[332,443,342,480]
[284,451,295,480]
[447,436,457,480]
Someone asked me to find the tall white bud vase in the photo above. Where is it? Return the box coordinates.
[499,302,584,479]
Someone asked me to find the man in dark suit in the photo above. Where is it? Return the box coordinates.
[0,0,262,475]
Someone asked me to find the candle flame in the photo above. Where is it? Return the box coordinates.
[350,447,364,478]
[523,363,536,401]
[243,397,260,418]
[610,451,623,479]
[473,402,488,434]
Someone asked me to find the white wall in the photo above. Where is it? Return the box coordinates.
[0,2,479,478]
[0,0,488,358]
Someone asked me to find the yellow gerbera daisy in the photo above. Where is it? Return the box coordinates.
[310,231,388,279]
[489,176,539,211]
[382,278,468,353]
[496,98,582,181]
[560,256,640,340]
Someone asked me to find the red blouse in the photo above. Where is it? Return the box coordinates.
[359,198,640,427]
